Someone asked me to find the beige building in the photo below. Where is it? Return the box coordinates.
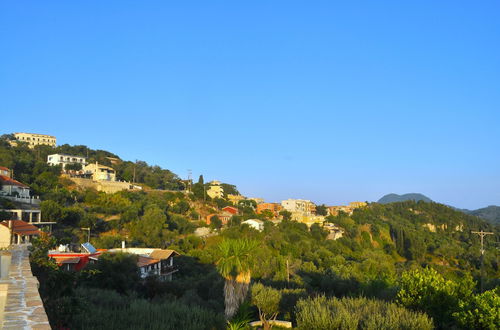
[13,133,56,148]
[281,199,316,215]
[328,201,367,216]
[84,162,116,181]
[227,194,245,204]
[207,180,224,199]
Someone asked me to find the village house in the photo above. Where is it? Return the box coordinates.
[107,247,180,281]
[242,219,265,231]
[221,206,238,215]
[84,162,117,181]
[281,199,316,215]
[207,180,224,199]
[47,153,87,170]
[206,211,233,225]
[256,203,283,217]
[48,242,102,271]
[0,220,42,247]
[227,194,245,205]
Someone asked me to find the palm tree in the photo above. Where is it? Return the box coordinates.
[216,239,258,319]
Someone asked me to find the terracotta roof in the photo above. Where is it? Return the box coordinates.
[0,175,29,188]
[137,256,160,268]
[0,166,9,171]
[149,249,179,260]
[0,220,41,236]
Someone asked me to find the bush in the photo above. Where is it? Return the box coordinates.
[295,296,433,330]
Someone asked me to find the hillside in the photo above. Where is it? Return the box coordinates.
[378,193,433,204]
[464,205,500,225]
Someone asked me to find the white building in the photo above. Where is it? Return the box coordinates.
[242,219,265,231]
[13,133,56,148]
[47,154,87,169]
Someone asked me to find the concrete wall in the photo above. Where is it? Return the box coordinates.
[0,245,50,329]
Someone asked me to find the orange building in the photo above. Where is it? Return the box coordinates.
[256,203,283,217]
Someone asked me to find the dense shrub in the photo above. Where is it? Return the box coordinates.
[295,296,433,330]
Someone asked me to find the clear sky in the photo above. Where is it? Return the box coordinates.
[1,1,499,209]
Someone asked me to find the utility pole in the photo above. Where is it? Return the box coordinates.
[471,230,494,292]
[286,259,290,287]
[81,227,91,243]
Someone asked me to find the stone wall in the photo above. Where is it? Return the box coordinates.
[0,245,50,329]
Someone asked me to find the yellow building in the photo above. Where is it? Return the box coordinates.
[207,180,224,199]
[84,162,116,181]
[13,132,56,148]
[227,194,245,204]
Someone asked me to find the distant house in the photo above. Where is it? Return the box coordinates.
[222,206,238,215]
[47,153,87,170]
[107,248,180,281]
[257,203,283,217]
[0,166,10,177]
[0,220,41,247]
[84,162,116,181]
[206,211,233,225]
[242,219,265,231]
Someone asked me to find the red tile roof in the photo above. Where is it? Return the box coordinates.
[0,220,41,236]
[0,166,9,171]
[0,175,29,188]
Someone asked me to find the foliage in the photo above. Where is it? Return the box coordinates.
[453,289,500,329]
[251,283,282,330]
[295,295,433,330]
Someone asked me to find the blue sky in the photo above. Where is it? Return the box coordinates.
[1,1,499,209]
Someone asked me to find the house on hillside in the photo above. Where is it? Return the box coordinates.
[0,220,41,247]
[207,181,224,199]
[107,247,180,281]
[84,162,117,181]
[257,203,283,217]
[47,154,87,170]
[242,219,264,231]
[222,206,238,215]
[206,211,233,225]
[0,167,41,206]
[13,132,56,148]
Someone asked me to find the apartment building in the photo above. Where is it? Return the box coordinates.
[48,154,87,169]
[84,163,116,181]
[13,133,56,148]
[281,199,316,215]
[256,203,283,217]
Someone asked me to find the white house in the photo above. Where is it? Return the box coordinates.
[47,154,87,169]
[107,247,180,281]
[242,219,265,231]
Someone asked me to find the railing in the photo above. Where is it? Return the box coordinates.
[0,194,40,205]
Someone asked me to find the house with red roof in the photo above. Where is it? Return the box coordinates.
[48,242,103,271]
[222,206,239,215]
[0,220,41,247]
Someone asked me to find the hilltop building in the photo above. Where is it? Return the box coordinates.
[327,201,367,216]
[47,154,87,169]
[207,180,224,199]
[222,206,238,215]
[13,133,56,148]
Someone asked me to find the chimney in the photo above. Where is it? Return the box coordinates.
[121,241,126,249]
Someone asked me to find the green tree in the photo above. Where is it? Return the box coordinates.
[279,210,292,221]
[251,283,282,330]
[209,215,222,230]
[315,204,328,216]
[216,239,258,319]
[129,204,166,246]
[453,289,500,329]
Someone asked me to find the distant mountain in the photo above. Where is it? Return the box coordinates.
[463,206,500,226]
[378,193,433,204]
